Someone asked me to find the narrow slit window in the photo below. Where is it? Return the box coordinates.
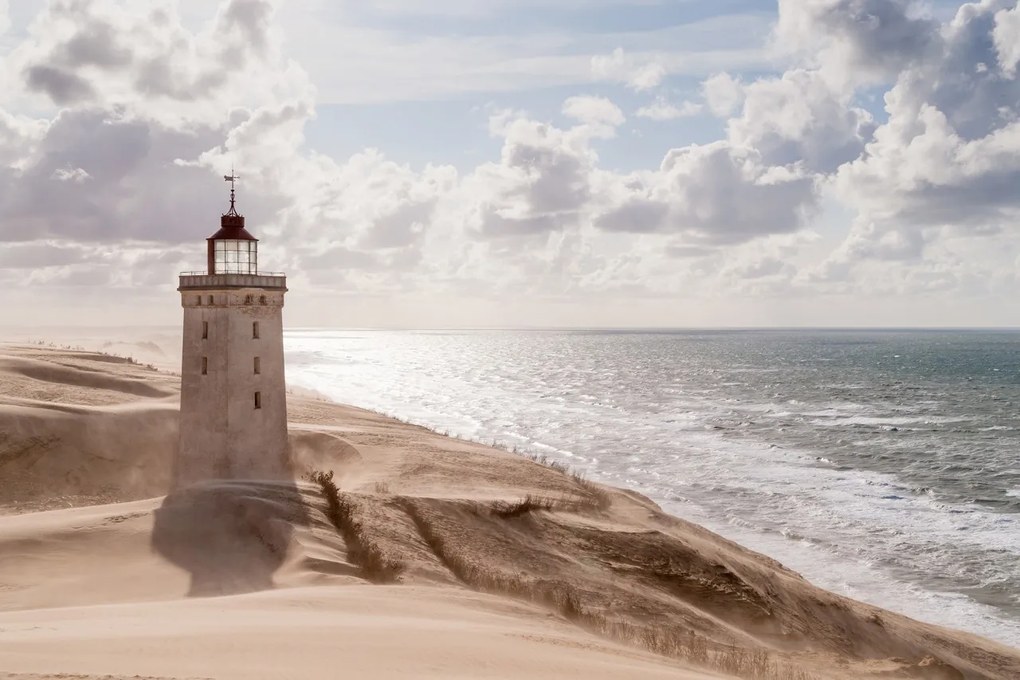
[254,356,261,375]
[202,321,208,339]
[196,296,202,306]
[201,357,208,375]
[252,321,260,339]
[207,295,214,305]
[254,391,262,409]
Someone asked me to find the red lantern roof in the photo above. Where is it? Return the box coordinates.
[208,172,258,241]
[207,216,258,241]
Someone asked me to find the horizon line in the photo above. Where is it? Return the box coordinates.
[6,324,1020,333]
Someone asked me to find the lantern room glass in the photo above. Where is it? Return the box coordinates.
[213,239,257,274]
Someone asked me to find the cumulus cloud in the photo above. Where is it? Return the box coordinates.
[994,3,1020,75]
[50,166,90,183]
[721,255,793,280]
[834,1,1020,233]
[0,241,90,269]
[751,0,1020,291]
[278,147,456,282]
[636,98,702,121]
[836,103,1020,226]
[728,69,876,172]
[702,72,744,117]
[562,95,625,129]
[774,0,941,86]
[0,109,48,167]
[0,107,231,244]
[467,114,597,239]
[590,48,666,91]
[0,0,309,259]
[596,142,817,244]
[9,0,309,127]
[25,65,96,104]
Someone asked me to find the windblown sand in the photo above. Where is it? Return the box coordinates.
[1,343,1018,679]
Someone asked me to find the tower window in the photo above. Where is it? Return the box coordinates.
[254,391,262,409]
[252,321,260,339]
[207,295,214,305]
[254,356,261,375]
[201,357,208,375]
[202,321,208,339]
[196,296,202,306]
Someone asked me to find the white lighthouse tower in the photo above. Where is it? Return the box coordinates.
[175,175,290,485]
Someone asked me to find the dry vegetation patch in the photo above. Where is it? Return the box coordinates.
[490,495,556,518]
[310,470,405,583]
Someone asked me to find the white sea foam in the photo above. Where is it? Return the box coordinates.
[809,415,969,427]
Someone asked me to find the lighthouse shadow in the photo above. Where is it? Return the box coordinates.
[150,478,310,597]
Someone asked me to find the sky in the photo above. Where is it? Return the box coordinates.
[1,0,1020,328]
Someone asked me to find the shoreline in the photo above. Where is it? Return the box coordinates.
[282,365,1020,650]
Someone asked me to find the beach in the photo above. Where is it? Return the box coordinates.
[1,341,1019,680]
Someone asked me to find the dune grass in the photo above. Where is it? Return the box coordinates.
[488,491,610,518]
[489,495,556,518]
[310,470,404,584]
[569,470,613,510]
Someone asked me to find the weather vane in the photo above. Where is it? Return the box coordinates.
[223,167,240,216]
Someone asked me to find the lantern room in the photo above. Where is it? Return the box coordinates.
[206,175,258,275]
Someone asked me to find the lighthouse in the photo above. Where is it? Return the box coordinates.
[175,175,290,485]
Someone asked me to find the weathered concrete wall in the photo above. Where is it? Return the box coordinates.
[177,288,290,486]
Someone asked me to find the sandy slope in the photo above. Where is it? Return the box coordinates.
[1,343,1019,680]
[0,586,719,680]
[0,495,704,679]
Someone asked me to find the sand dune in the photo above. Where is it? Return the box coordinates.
[0,586,718,680]
[1,343,1018,679]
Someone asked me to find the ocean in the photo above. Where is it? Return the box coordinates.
[284,329,1020,646]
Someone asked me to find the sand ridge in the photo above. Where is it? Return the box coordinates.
[0,343,1018,679]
